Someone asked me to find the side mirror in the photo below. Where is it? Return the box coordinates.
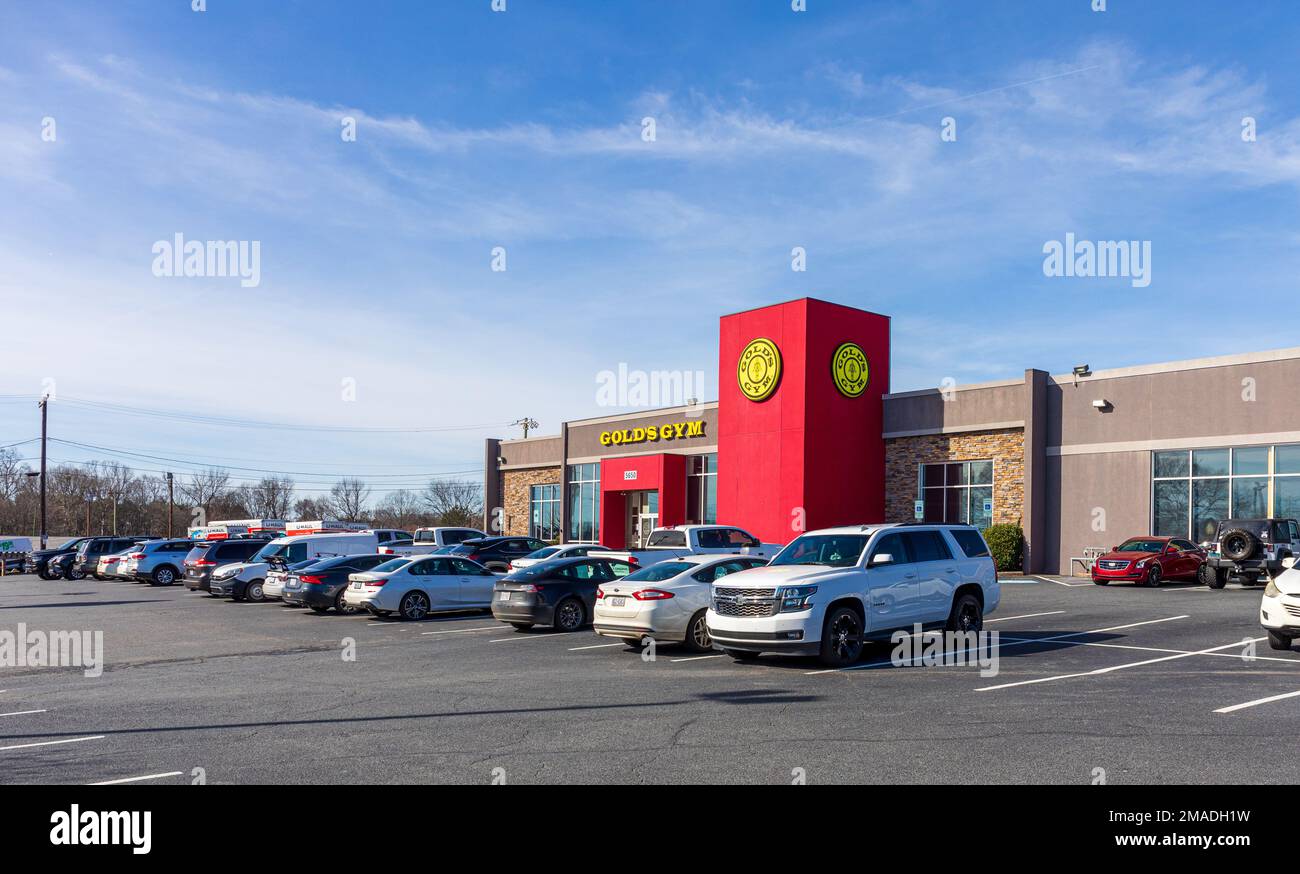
[870,553,894,567]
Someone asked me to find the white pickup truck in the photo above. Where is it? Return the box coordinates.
[607,525,783,568]
[377,526,486,556]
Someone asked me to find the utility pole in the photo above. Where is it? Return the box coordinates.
[166,472,174,538]
[38,395,48,549]
[511,417,539,439]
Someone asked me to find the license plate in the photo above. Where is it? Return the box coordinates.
[607,597,626,607]
[352,582,362,589]
[497,592,511,602]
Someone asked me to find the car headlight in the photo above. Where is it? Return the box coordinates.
[1265,579,1281,598]
[777,585,817,612]
[213,569,235,581]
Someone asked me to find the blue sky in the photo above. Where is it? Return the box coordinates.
[2,0,1299,498]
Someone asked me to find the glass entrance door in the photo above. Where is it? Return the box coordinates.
[625,491,659,548]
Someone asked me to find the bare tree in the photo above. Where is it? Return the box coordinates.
[179,468,231,523]
[328,478,371,521]
[292,496,331,522]
[372,489,433,531]
[421,479,483,528]
[242,476,295,519]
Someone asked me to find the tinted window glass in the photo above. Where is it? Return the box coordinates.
[646,530,687,548]
[870,533,911,565]
[773,534,869,568]
[449,558,484,575]
[949,529,990,558]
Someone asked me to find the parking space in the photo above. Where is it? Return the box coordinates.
[2,571,1300,784]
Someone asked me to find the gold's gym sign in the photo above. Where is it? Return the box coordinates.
[737,338,782,401]
[599,420,706,447]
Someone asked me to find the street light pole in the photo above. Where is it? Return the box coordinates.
[166,472,174,538]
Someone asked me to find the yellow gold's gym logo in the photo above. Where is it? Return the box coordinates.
[831,342,869,398]
[737,338,781,401]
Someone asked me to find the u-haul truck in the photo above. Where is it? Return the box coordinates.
[284,520,368,537]
[187,519,287,540]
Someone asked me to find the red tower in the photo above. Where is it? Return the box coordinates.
[716,298,891,545]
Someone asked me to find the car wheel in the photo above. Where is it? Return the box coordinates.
[553,597,586,632]
[723,648,760,661]
[37,569,54,581]
[399,590,430,621]
[1144,565,1162,588]
[1221,529,1259,562]
[818,605,865,667]
[510,622,534,632]
[334,590,351,614]
[1268,630,1293,651]
[684,610,712,653]
[245,580,266,603]
[152,566,176,586]
[945,593,984,633]
[68,567,85,580]
[1201,564,1227,589]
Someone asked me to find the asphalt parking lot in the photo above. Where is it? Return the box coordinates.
[1,572,1298,785]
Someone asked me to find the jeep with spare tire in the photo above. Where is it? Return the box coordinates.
[1200,518,1300,588]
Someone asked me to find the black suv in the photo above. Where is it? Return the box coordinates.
[183,538,271,591]
[25,537,94,579]
[449,537,549,572]
[1200,518,1300,588]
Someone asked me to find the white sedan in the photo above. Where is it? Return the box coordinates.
[343,555,501,620]
[593,554,769,652]
[510,543,615,571]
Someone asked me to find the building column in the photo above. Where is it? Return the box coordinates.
[483,438,502,534]
[558,423,570,543]
[1022,369,1049,573]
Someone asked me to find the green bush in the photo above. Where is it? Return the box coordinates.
[982,523,1024,572]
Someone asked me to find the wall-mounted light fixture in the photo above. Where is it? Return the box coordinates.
[1092,399,1113,412]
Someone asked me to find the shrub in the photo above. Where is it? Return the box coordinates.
[982,523,1024,572]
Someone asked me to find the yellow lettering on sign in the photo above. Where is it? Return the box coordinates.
[597,421,706,446]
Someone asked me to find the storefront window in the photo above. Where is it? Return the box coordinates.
[529,484,562,542]
[566,463,600,543]
[1152,445,1300,543]
[918,461,993,529]
[687,453,717,524]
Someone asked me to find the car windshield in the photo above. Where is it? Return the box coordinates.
[371,558,412,574]
[526,547,560,560]
[770,534,869,568]
[251,543,290,562]
[622,562,694,582]
[1117,540,1167,553]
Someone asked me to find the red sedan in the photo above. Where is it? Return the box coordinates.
[1091,537,1207,587]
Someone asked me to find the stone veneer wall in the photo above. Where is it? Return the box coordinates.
[501,467,562,537]
[884,428,1025,527]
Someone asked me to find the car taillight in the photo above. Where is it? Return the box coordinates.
[129,553,145,560]
[521,584,543,593]
[299,575,324,585]
[632,589,674,601]
[595,588,604,600]
[378,547,393,554]
[626,556,640,566]
[195,559,216,566]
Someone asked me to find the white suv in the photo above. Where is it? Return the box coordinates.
[706,524,999,667]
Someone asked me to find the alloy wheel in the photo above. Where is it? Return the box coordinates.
[829,611,862,661]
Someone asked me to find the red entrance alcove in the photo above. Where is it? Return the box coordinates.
[598,453,687,548]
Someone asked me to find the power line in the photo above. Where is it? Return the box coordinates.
[40,456,482,490]
[40,395,513,434]
[49,438,480,479]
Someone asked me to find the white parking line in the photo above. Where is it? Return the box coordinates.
[0,710,47,717]
[489,634,570,643]
[0,735,103,752]
[1033,576,1092,587]
[806,615,1189,676]
[976,638,1263,692]
[1215,689,1300,714]
[419,626,501,636]
[89,771,185,786]
[1000,635,1300,665]
[986,611,1066,623]
[568,642,626,651]
[671,654,724,663]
